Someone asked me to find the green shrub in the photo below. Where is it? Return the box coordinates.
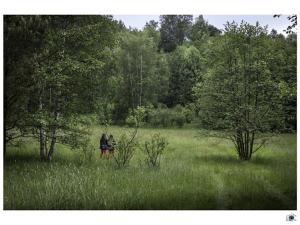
[125,106,147,127]
[125,114,137,127]
[147,107,186,127]
[142,133,168,167]
[113,131,138,168]
[125,105,192,128]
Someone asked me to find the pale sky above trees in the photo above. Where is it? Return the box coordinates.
[113,15,291,34]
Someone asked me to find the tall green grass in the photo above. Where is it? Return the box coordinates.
[4,126,297,209]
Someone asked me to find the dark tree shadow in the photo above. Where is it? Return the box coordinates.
[193,154,243,165]
[193,154,291,167]
[4,154,41,164]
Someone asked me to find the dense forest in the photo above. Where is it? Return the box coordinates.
[4,15,296,161]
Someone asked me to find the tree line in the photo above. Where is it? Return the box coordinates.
[4,15,297,161]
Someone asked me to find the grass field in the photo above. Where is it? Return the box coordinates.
[4,126,297,210]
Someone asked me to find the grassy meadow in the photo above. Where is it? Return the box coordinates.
[4,126,297,210]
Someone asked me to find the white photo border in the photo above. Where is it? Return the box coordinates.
[0,1,299,225]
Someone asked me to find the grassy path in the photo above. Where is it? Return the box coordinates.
[212,172,227,209]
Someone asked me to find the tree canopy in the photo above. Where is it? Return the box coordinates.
[4,15,297,161]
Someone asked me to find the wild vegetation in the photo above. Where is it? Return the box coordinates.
[4,126,296,209]
[4,15,297,209]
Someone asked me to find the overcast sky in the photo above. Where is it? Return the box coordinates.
[113,15,291,34]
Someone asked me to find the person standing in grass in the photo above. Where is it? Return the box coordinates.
[108,134,116,156]
[100,133,109,157]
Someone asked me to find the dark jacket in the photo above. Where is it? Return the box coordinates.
[100,135,108,149]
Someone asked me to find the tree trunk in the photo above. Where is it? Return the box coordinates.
[139,53,143,107]
[46,108,59,161]
[39,94,46,161]
[39,126,46,161]
[47,127,57,161]
[127,53,135,110]
[235,130,254,161]
[45,24,65,162]
[46,91,60,161]
[249,132,255,159]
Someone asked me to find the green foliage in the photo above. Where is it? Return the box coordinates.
[4,16,50,143]
[142,133,168,167]
[168,45,205,106]
[114,30,170,121]
[184,103,197,123]
[159,15,193,52]
[113,131,138,168]
[125,115,137,127]
[125,106,147,127]
[147,106,187,127]
[267,32,297,131]
[96,102,115,125]
[143,20,160,49]
[4,15,120,160]
[190,15,221,49]
[4,15,297,164]
[194,22,284,160]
